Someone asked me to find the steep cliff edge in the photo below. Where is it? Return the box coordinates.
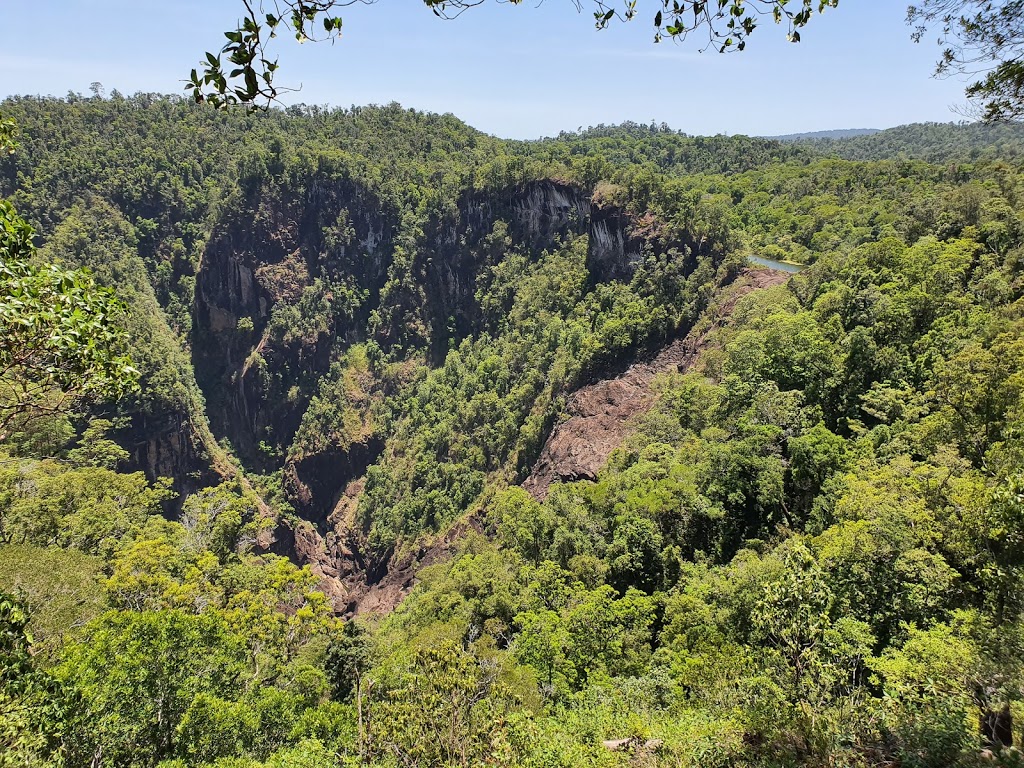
[192,177,621,516]
[420,180,590,356]
[193,171,396,468]
[190,171,717,613]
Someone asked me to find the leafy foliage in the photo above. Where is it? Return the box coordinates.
[0,202,138,441]
[0,593,66,767]
[2,96,1024,767]
[191,1,838,108]
[909,0,1024,121]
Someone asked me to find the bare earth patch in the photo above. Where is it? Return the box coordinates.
[522,266,789,499]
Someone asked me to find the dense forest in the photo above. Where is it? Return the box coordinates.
[2,93,1024,768]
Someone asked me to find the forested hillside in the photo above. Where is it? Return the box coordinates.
[2,94,1024,768]
[792,121,1024,163]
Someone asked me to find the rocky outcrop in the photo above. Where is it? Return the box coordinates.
[457,180,589,248]
[587,202,641,284]
[522,338,692,499]
[419,180,591,352]
[283,436,384,530]
[120,411,219,501]
[523,267,791,499]
[269,485,484,616]
[196,180,393,335]
[193,176,396,465]
[261,466,473,615]
[586,199,721,286]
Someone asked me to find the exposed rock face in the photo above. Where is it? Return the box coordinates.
[585,199,716,285]
[197,180,393,335]
[460,180,589,248]
[522,338,693,499]
[587,203,640,283]
[121,411,219,501]
[192,179,601,465]
[193,176,396,465]
[192,177,629,490]
[190,174,686,613]
[266,475,483,616]
[420,180,591,354]
[282,436,384,529]
[523,267,790,499]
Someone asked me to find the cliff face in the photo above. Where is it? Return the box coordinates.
[122,411,218,499]
[421,180,591,352]
[587,202,640,283]
[193,176,396,466]
[192,177,620,478]
[283,437,385,530]
[190,174,674,611]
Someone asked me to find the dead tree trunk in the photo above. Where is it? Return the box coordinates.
[980,704,1013,750]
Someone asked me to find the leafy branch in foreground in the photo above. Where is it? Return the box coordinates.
[0,592,66,767]
[0,201,139,441]
[189,0,838,107]
[187,0,357,108]
[909,0,1024,120]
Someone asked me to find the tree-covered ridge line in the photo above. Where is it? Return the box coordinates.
[787,120,1024,162]
[769,128,881,141]
[1,93,1024,767]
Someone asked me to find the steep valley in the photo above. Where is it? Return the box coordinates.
[5,98,1024,767]
[188,170,730,610]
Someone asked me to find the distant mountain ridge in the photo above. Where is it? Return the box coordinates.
[766,128,881,141]
[788,120,1024,162]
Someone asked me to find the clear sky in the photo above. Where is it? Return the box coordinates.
[0,0,973,139]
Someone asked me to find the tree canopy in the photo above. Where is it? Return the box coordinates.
[3,92,1024,766]
[0,202,138,443]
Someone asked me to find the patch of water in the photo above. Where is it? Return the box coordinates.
[748,255,804,274]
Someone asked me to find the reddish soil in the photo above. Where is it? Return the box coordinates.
[271,266,789,615]
[271,476,485,617]
[522,267,788,499]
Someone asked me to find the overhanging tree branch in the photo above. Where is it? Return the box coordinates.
[189,0,838,108]
[908,0,1024,121]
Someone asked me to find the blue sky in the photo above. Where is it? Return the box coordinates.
[0,0,972,139]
